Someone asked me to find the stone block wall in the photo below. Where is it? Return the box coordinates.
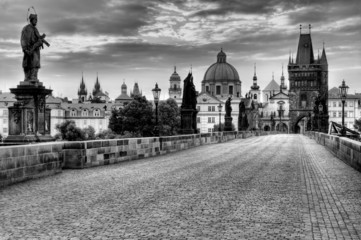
[63,137,160,169]
[0,142,63,187]
[305,131,361,172]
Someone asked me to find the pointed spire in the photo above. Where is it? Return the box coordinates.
[320,41,328,64]
[174,65,177,73]
[289,50,291,64]
[272,72,274,80]
[254,63,256,76]
[309,24,311,34]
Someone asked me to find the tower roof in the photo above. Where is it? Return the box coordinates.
[78,74,87,96]
[263,78,280,91]
[320,45,328,64]
[296,34,315,64]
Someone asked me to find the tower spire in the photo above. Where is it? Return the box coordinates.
[174,65,176,73]
[254,63,256,76]
[300,24,302,34]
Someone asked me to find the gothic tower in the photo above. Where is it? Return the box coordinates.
[92,73,102,97]
[249,63,260,101]
[77,73,87,103]
[288,25,328,133]
[168,66,182,99]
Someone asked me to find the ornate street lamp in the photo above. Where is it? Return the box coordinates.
[217,103,222,132]
[339,79,349,136]
[152,83,161,137]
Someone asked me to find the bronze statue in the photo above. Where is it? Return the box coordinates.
[225,96,232,117]
[21,12,50,82]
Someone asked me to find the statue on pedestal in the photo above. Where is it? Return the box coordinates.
[225,96,232,117]
[21,10,50,82]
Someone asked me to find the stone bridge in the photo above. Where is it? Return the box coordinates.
[1,134,361,239]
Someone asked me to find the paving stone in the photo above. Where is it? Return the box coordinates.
[0,135,360,239]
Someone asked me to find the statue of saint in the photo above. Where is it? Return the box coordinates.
[21,13,50,82]
[225,96,232,117]
[181,72,197,110]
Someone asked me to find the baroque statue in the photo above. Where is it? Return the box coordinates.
[21,11,50,82]
[181,72,197,110]
[225,96,232,117]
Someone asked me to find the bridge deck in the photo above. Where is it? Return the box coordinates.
[1,135,361,239]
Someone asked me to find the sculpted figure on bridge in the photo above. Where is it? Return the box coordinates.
[21,12,50,82]
[225,96,232,117]
[181,72,197,110]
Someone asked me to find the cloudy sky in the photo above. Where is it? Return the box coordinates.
[0,0,360,100]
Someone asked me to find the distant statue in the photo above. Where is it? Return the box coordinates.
[21,11,50,82]
[238,101,248,130]
[225,96,232,117]
[181,72,197,110]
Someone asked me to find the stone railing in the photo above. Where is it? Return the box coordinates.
[304,131,361,172]
[0,142,63,188]
[0,130,281,188]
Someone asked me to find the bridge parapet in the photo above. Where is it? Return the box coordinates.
[304,131,361,172]
[1,131,281,188]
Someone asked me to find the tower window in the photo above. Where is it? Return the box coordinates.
[300,94,307,108]
[174,84,177,90]
[206,86,210,92]
[216,86,221,95]
[254,94,257,100]
[229,86,233,95]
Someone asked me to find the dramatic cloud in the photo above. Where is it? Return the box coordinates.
[0,0,360,100]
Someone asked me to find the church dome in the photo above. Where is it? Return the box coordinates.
[170,66,181,82]
[121,82,127,90]
[203,49,240,82]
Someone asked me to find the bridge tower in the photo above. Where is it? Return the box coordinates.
[288,25,329,133]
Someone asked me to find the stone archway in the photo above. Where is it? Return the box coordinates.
[294,115,308,134]
[264,125,270,131]
[276,122,288,133]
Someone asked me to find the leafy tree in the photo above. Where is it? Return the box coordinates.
[109,95,154,136]
[96,129,117,139]
[83,126,96,140]
[55,120,85,141]
[158,98,181,136]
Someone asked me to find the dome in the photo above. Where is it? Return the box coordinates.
[170,66,181,81]
[203,50,240,82]
[121,82,127,89]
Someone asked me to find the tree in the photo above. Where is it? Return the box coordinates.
[83,126,96,140]
[109,95,154,136]
[158,98,181,136]
[55,120,85,141]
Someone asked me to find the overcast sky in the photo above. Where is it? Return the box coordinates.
[0,0,360,100]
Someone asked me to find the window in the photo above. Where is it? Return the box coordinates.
[350,101,354,107]
[333,111,337,117]
[206,86,210,92]
[300,94,307,108]
[174,84,177,90]
[197,106,200,111]
[70,109,77,117]
[3,128,7,133]
[216,86,221,95]
[229,86,233,95]
[338,111,342,117]
[94,109,101,117]
[208,128,212,133]
[3,118,7,124]
[338,102,341,107]
[81,109,88,117]
[208,106,215,112]
[254,94,257,100]
[349,111,354,118]
[333,102,336,107]
[212,106,215,111]
[207,117,215,123]
[197,117,200,123]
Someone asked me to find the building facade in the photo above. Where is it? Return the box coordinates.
[288,28,329,133]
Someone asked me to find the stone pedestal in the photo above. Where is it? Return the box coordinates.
[5,81,54,144]
[318,114,329,133]
[180,109,198,134]
[224,116,233,131]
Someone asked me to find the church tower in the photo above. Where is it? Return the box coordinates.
[288,24,328,133]
[92,73,102,97]
[280,64,288,94]
[168,66,182,99]
[77,73,87,103]
[249,63,260,101]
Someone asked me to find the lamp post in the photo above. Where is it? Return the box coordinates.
[217,103,222,132]
[339,79,349,136]
[152,83,161,137]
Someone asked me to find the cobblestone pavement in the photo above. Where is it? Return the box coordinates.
[1,135,361,239]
